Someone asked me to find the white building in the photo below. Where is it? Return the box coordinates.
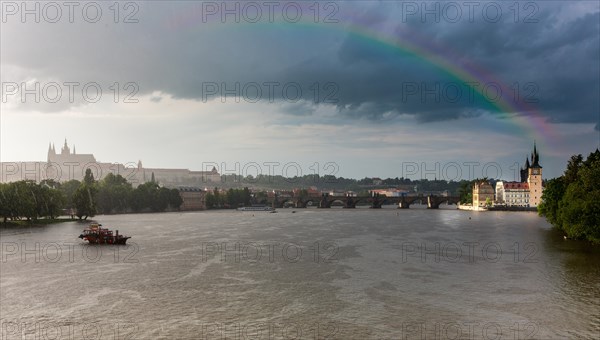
[496,181,530,206]
[495,143,544,207]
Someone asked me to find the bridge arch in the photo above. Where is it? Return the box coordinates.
[300,199,320,208]
[264,195,460,209]
[327,199,347,208]
[427,196,461,209]
[277,198,297,208]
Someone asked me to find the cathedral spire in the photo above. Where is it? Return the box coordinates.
[531,141,542,168]
[47,142,57,161]
[61,138,70,155]
[520,155,530,182]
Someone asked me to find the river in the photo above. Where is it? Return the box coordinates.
[1,209,599,339]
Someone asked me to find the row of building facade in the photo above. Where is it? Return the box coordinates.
[178,143,546,210]
[473,143,544,208]
[0,140,221,186]
[2,140,546,210]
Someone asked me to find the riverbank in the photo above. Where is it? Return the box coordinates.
[457,205,539,212]
[457,204,488,211]
[0,218,76,228]
[488,206,538,212]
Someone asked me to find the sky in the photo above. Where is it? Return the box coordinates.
[1,0,599,181]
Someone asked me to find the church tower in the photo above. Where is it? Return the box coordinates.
[520,156,530,183]
[47,142,55,161]
[61,138,71,155]
[527,142,543,207]
[47,142,57,162]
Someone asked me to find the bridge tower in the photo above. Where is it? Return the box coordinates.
[527,142,543,207]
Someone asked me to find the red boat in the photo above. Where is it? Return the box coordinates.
[79,223,131,245]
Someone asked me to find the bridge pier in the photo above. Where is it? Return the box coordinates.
[426,196,436,209]
[345,198,356,208]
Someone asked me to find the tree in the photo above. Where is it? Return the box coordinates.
[558,158,600,242]
[131,182,157,212]
[34,184,65,219]
[83,168,96,186]
[73,170,97,220]
[227,188,235,207]
[32,184,51,219]
[14,181,37,221]
[538,177,565,226]
[458,180,473,204]
[564,154,583,185]
[539,151,600,243]
[205,192,216,209]
[45,189,65,219]
[203,188,250,209]
[73,184,97,220]
[0,183,16,222]
[213,188,221,207]
[60,179,81,214]
[129,182,179,213]
[152,187,170,212]
[168,189,183,210]
[242,187,251,206]
[96,173,132,214]
[0,181,64,222]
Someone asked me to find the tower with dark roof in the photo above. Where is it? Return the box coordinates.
[530,141,541,168]
[520,156,531,183]
[527,142,543,206]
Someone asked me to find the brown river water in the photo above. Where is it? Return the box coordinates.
[1,208,599,339]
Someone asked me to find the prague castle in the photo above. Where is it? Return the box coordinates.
[0,140,220,186]
[495,143,544,207]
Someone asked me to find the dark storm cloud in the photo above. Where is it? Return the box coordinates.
[2,1,598,126]
[285,2,600,124]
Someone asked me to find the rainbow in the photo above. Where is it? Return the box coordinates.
[165,3,557,148]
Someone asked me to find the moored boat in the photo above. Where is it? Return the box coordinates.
[79,223,131,245]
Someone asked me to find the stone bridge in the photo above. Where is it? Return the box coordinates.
[263,194,460,209]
